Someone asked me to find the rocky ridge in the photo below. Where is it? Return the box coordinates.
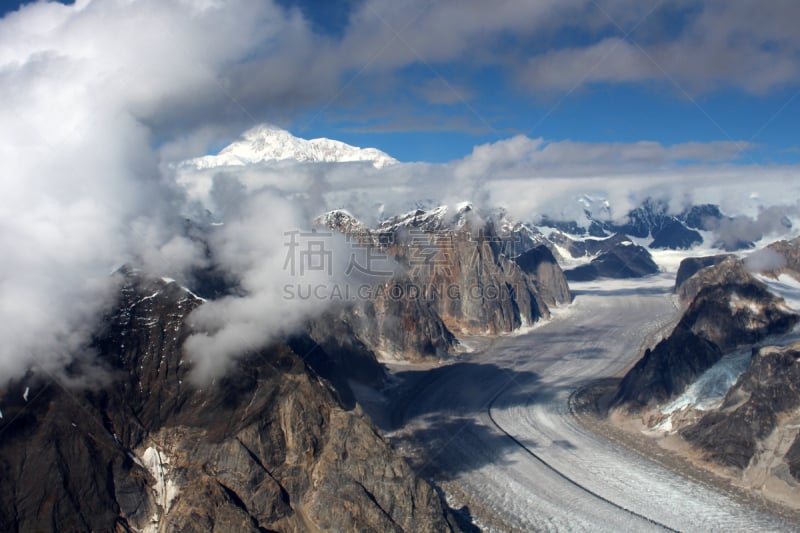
[615,255,798,409]
[318,206,571,346]
[611,243,800,509]
[0,271,467,532]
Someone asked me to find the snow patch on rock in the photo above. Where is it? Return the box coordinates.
[140,445,180,528]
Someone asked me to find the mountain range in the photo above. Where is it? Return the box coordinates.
[2,124,799,530]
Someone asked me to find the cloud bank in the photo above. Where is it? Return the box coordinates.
[0,0,326,383]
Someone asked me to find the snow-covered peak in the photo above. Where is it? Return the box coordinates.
[379,205,450,233]
[182,125,397,170]
[315,209,369,235]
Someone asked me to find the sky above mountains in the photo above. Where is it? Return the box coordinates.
[3,0,798,163]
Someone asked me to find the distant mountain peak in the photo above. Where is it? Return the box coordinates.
[183,125,398,170]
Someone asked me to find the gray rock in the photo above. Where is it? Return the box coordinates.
[0,271,466,532]
[682,343,800,470]
[615,257,798,410]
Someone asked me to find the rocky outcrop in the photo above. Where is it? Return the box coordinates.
[491,212,562,260]
[514,245,571,307]
[673,254,731,296]
[786,431,800,480]
[599,198,702,250]
[615,257,798,409]
[762,237,800,281]
[681,342,800,470]
[316,207,571,356]
[0,272,465,532]
[559,233,660,282]
[649,219,702,250]
[391,226,558,334]
[680,204,724,231]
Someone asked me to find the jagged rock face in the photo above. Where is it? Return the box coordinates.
[491,215,561,260]
[614,327,723,409]
[348,285,457,360]
[680,204,724,230]
[615,257,798,409]
[0,273,461,532]
[608,198,672,239]
[682,343,800,471]
[391,229,553,334]
[315,207,571,354]
[649,219,702,250]
[315,209,371,236]
[546,198,708,250]
[515,245,572,307]
[674,254,732,296]
[559,234,660,282]
[763,237,800,281]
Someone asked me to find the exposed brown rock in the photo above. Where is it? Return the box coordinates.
[615,256,798,410]
[0,271,465,532]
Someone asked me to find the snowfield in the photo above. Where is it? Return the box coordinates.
[386,276,795,531]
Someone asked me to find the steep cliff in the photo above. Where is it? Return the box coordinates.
[0,272,465,532]
[682,342,800,471]
[553,233,660,281]
[315,207,571,358]
[615,256,798,409]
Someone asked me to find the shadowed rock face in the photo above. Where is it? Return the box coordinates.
[514,245,571,307]
[0,272,464,533]
[649,219,702,250]
[615,257,798,410]
[680,204,724,231]
[557,233,660,282]
[682,343,800,471]
[673,254,732,296]
[614,327,723,409]
[786,431,800,480]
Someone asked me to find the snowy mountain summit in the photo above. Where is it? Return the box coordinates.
[184,125,397,169]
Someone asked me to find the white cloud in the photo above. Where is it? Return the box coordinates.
[0,0,320,383]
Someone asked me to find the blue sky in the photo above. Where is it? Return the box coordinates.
[277,0,800,164]
[2,0,798,166]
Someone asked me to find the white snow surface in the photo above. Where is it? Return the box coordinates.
[386,277,794,531]
[758,273,800,311]
[141,446,179,527]
[181,124,397,170]
[662,349,752,416]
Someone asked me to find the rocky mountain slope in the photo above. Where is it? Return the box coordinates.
[682,341,800,471]
[0,271,467,532]
[611,244,800,509]
[543,198,705,250]
[615,256,798,409]
[551,232,660,281]
[761,237,800,281]
[320,206,571,348]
